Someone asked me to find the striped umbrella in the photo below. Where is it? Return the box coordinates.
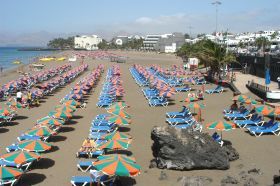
[37,117,65,126]
[61,99,81,107]
[97,139,132,150]
[0,167,23,181]
[48,110,73,120]
[232,95,249,102]
[101,131,132,140]
[206,120,236,131]
[106,116,131,125]
[18,140,52,152]
[107,110,131,119]
[206,120,236,139]
[97,154,136,163]
[186,102,205,109]
[254,105,274,116]
[0,107,13,116]
[25,126,56,137]
[0,151,40,165]
[184,97,198,103]
[93,155,140,177]
[55,105,76,113]
[106,102,129,110]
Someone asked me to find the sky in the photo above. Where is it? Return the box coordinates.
[0,0,279,46]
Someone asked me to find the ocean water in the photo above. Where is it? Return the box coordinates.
[0,47,55,71]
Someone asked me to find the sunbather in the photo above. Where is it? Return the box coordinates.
[79,138,97,153]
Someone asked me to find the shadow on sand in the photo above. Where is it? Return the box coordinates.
[15,115,29,120]
[116,177,137,185]
[106,150,133,156]
[0,128,9,133]
[32,158,55,169]
[49,135,67,143]
[19,173,46,185]
[118,127,131,132]
[72,115,83,120]
[59,126,75,133]
[67,120,78,125]
[3,121,19,127]
[45,145,59,154]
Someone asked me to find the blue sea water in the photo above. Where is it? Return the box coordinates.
[0,47,55,71]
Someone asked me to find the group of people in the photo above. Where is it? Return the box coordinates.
[14,90,39,109]
[188,90,204,100]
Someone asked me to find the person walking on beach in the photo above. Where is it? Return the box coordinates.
[0,66,3,75]
[27,91,32,109]
[16,90,23,103]
[277,76,280,89]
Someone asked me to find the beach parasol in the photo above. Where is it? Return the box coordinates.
[186,102,205,121]
[106,116,131,125]
[97,139,132,150]
[0,151,40,165]
[184,97,198,103]
[232,95,249,102]
[206,120,236,131]
[206,120,236,139]
[0,167,23,182]
[18,140,52,152]
[254,105,274,116]
[61,99,81,107]
[37,117,65,126]
[97,154,136,163]
[107,109,131,119]
[55,105,76,113]
[0,107,14,116]
[25,126,56,137]
[106,102,129,110]
[48,110,73,120]
[101,131,132,140]
[93,155,141,177]
[186,102,206,109]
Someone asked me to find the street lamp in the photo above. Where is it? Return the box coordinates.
[212,1,222,39]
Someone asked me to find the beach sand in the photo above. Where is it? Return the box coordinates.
[0,51,279,185]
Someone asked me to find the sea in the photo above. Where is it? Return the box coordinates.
[0,47,55,71]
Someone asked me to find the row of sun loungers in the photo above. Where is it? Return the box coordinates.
[0,64,100,185]
[166,106,203,131]
[72,66,130,186]
[224,108,280,137]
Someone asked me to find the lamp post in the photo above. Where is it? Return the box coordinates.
[212,1,222,40]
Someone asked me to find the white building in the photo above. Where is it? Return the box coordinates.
[142,34,175,50]
[74,35,102,50]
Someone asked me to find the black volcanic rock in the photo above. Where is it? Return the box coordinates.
[151,126,236,170]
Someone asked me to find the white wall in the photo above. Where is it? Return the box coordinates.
[74,35,102,50]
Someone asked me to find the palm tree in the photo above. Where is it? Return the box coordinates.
[254,37,270,51]
[177,39,236,77]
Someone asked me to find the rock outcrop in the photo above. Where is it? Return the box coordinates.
[151,126,238,170]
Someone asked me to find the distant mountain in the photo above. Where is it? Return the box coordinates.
[0,30,144,47]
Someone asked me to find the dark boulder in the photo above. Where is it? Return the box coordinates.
[222,143,239,161]
[151,126,234,170]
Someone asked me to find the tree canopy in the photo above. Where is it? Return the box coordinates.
[254,37,270,50]
[47,37,74,49]
[176,39,237,75]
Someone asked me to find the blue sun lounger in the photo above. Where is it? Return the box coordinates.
[166,115,194,125]
[224,110,251,120]
[77,161,94,172]
[245,119,274,130]
[166,107,190,118]
[205,85,223,94]
[71,174,115,186]
[234,115,264,128]
[149,98,169,107]
[248,122,280,137]
[175,86,192,92]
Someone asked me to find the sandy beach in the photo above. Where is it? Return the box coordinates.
[0,50,279,186]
